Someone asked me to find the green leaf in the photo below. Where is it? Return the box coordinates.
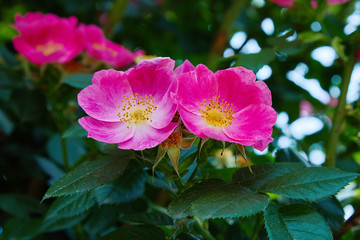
[83,205,119,236]
[43,155,129,200]
[175,232,201,240]
[62,123,88,139]
[276,148,311,166]
[0,217,42,240]
[11,88,46,122]
[258,167,358,201]
[232,163,305,189]
[168,179,270,220]
[100,225,166,240]
[178,151,197,174]
[95,161,146,205]
[121,212,173,225]
[41,210,90,233]
[201,165,238,183]
[331,36,347,61]
[312,197,344,230]
[46,134,87,167]
[45,192,96,220]
[236,48,275,72]
[298,32,327,43]
[197,138,214,166]
[0,194,46,218]
[145,175,172,190]
[264,203,333,240]
[61,73,93,89]
[35,156,64,183]
[0,108,13,135]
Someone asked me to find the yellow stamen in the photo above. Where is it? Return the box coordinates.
[200,95,235,128]
[36,40,64,56]
[92,43,118,57]
[117,94,156,126]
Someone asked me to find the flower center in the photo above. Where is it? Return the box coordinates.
[117,93,157,128]
[36,40,64,56]
[199,95,235,128]
[161,131,182,148]
[92,43,118,57]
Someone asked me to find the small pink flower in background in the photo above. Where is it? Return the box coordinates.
[79,24,144,68]
[300,100,313,117]
[176,64,277,151]
[270,0,349,7]
[12,12,84,65]
[328,97,338,107]
[78,57,178,150]
[269,0,294,7]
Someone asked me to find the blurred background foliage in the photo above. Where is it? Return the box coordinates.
[1,0,360,239]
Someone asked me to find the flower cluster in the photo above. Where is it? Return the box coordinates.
[12,12,142,67]
[78,57,277,151]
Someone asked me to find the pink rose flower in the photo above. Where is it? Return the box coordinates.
[270,0,349,7]
[176,64,277,151]
[12,12,84,65]
[79,24,144,68]
[78,57,178,150]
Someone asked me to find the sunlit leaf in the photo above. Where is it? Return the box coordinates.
[259,167,358,201]
[43,155,129,200]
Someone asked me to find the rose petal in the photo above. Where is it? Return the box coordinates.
[178,106,235,142]
[177,64,218,115]
[126,64,175,104]
[215,68,265,112]
[174,59,195,75]
[253,137,274,151]
[78,69,132,122]
[117,122,178,150]
[136,57,175,70]
[224,104,277,141]
[79,117,134,144]
[149,80,177,129]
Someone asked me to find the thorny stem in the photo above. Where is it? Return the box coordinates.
[324,51,356,167]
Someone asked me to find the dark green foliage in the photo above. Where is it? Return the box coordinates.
[168,179,270,220]
[258,167,358,201]
[264,203,333,240]
[1,0,360,239]
[100,225,166,240]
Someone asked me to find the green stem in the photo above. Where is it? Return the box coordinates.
[206,0,249,70]
[250,214,263,240]
[324,52,356,167]
[193,219,216,240]
[173,178,183,192]
[73,224,87,240]
[104,0,130,37]
[61,138,70,171]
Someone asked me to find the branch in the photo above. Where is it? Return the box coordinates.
[324,52,356,167]
[206,0,250,70]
